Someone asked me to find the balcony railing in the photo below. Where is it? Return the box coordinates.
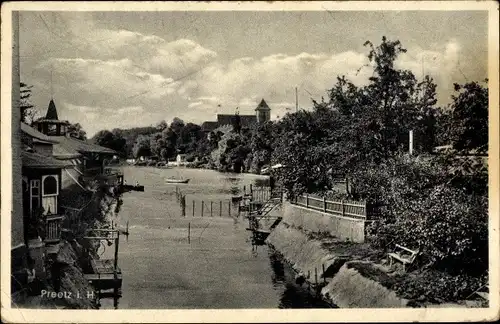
[44,214,64,243]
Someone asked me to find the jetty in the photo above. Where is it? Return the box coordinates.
[83,229,122,302]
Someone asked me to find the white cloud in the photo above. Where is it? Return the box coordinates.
[32,22,470,137]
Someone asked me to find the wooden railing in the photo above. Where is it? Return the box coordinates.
[44,214,64,243]
[294,194,367,220]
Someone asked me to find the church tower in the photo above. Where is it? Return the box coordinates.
[255,99,271,124]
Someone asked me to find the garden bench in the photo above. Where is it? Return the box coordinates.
[388,244,419,272]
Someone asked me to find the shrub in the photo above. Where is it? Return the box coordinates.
[364,155,488,275]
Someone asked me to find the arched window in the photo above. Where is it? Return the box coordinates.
[42,175,59,215]
[42,176,58,195]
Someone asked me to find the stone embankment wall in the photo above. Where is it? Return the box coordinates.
[266,198,409,308]
[282,200,365,243]
[320,262,408,308]
[266,223,346,282]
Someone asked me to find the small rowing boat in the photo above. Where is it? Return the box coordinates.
[165,178,190,184]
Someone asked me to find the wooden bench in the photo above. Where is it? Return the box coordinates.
[388,244,419,272]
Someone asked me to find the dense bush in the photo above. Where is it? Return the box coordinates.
[363,156,488,275]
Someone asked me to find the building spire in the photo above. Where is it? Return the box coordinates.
[50,67,54,99]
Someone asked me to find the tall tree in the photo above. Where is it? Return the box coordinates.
[93,130,126,155]
[20,82,39,124]
[448,81,488,153]
[132,134,151,158]
[230,113,242,134]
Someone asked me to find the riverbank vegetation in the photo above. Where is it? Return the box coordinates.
[87,37,488,304]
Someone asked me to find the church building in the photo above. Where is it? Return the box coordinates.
[201,99,271,133]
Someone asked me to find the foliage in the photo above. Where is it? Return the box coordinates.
[20,82,39,125]
[91,126,157,158]
[248,121,275,173]
[92,129,127,155]
[448,81,488,153]
[231,113,242,134]
[364,155,488,275]
[67,123,87,140]
[393,270,486,303]
[132,134,152,158]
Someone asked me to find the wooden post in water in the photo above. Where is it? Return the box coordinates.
[114,231,120,273]
[228,201,231,217]
[243,185,246,196]
[192,200,195,217]
[181,196,186,217]
[210,201,213,217]
[219,201,222,217]
[341,200,345,217]
[188,222,191,244]
[201,201,204,217]
[250,184,253,195]
[126,221,129,234]
[323,197,327,212]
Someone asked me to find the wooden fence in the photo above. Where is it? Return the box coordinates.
[181,198,237,218]
[294,194,368,220]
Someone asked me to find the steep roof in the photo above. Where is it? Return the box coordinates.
[22,151,73,169]
[52,136,117,157]
[255,99,271,111]
[21,123,59,144]
[217,114,256,127]
[46,99,59,120]
[239,115,257,126]
[201,121,219,132]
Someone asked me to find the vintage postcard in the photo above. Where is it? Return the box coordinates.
[1,1,499,323]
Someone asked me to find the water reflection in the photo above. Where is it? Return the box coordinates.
[102,167,333,309]
[268,250,334,309]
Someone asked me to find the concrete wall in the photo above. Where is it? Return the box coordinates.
[282,200,365,243]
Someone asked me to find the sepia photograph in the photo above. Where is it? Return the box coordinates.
[1,1,498,323]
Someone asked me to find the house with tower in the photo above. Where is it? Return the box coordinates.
[31,98,122,189]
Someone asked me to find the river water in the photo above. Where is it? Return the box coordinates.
[99,166,331,309]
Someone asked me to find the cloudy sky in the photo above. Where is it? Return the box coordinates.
[19,10,487,137]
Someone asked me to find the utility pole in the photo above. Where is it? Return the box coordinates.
[295,87,298,112]
[409,130,414,155]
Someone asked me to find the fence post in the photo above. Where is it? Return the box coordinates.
[323,197,326,212]
[306,194,309,208]
[228,201,231,217]
[181,196,186,217]
[250,184,253,195]
[192,200,195,217]
[243,185,246,196]
[210,201,213,217]
[201,201,204,217]
[341,200,345,217]
[220,201,222,217]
